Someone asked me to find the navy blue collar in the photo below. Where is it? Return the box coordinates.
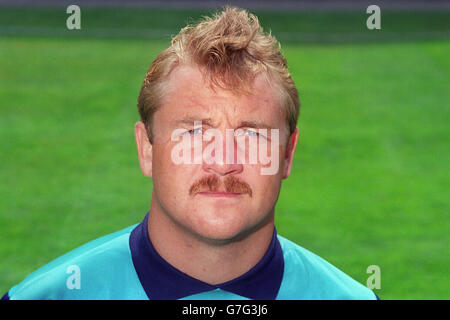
[129,212,284,300]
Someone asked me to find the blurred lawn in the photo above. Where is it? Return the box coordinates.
[0,7,449,299]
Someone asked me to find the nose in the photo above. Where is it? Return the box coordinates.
[202,160,243,176]
[201,133,243,176]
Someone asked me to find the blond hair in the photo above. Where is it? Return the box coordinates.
[137,7,300,142]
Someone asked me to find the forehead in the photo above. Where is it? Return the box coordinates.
[158,64,284,126]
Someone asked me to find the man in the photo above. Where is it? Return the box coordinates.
[3,7,377,300]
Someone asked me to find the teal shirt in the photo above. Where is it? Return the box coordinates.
[4,213,377,300]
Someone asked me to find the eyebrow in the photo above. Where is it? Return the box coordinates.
[237,120,273,129]
[175,117,215,126]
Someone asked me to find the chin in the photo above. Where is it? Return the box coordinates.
[187,212,249,244]
[187,209,264,245]
[193,228,249,245]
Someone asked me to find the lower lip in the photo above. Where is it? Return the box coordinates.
[197,192,243,198]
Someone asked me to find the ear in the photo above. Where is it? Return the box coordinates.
[282,127,299,179]
[134,121,153,177]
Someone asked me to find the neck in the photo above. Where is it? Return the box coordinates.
[147,198,275,285]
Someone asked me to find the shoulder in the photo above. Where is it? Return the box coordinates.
[7,224,146,300]
[276,235,377,300]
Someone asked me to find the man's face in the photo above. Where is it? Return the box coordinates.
[136,65,298,243]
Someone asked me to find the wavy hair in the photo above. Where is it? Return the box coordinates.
[137,6,300,142]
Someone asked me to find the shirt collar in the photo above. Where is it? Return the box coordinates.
[129,212,284,300]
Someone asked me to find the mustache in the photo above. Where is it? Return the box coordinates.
[189,175,252,197]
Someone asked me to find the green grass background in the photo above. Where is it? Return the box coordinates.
[0,7,449,299]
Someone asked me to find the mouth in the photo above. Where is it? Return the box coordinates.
[196,191,243,198]
[189,174,253,198]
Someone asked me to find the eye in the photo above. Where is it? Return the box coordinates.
[185,127,202,135]
[244,129,259,137]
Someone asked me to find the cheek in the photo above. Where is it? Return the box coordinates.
[153,140,186,174]
[244,168,282,205]
[152,164,195,217]
[259,179,282,200]
[152,143,187,195]
[153,148,203,201]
